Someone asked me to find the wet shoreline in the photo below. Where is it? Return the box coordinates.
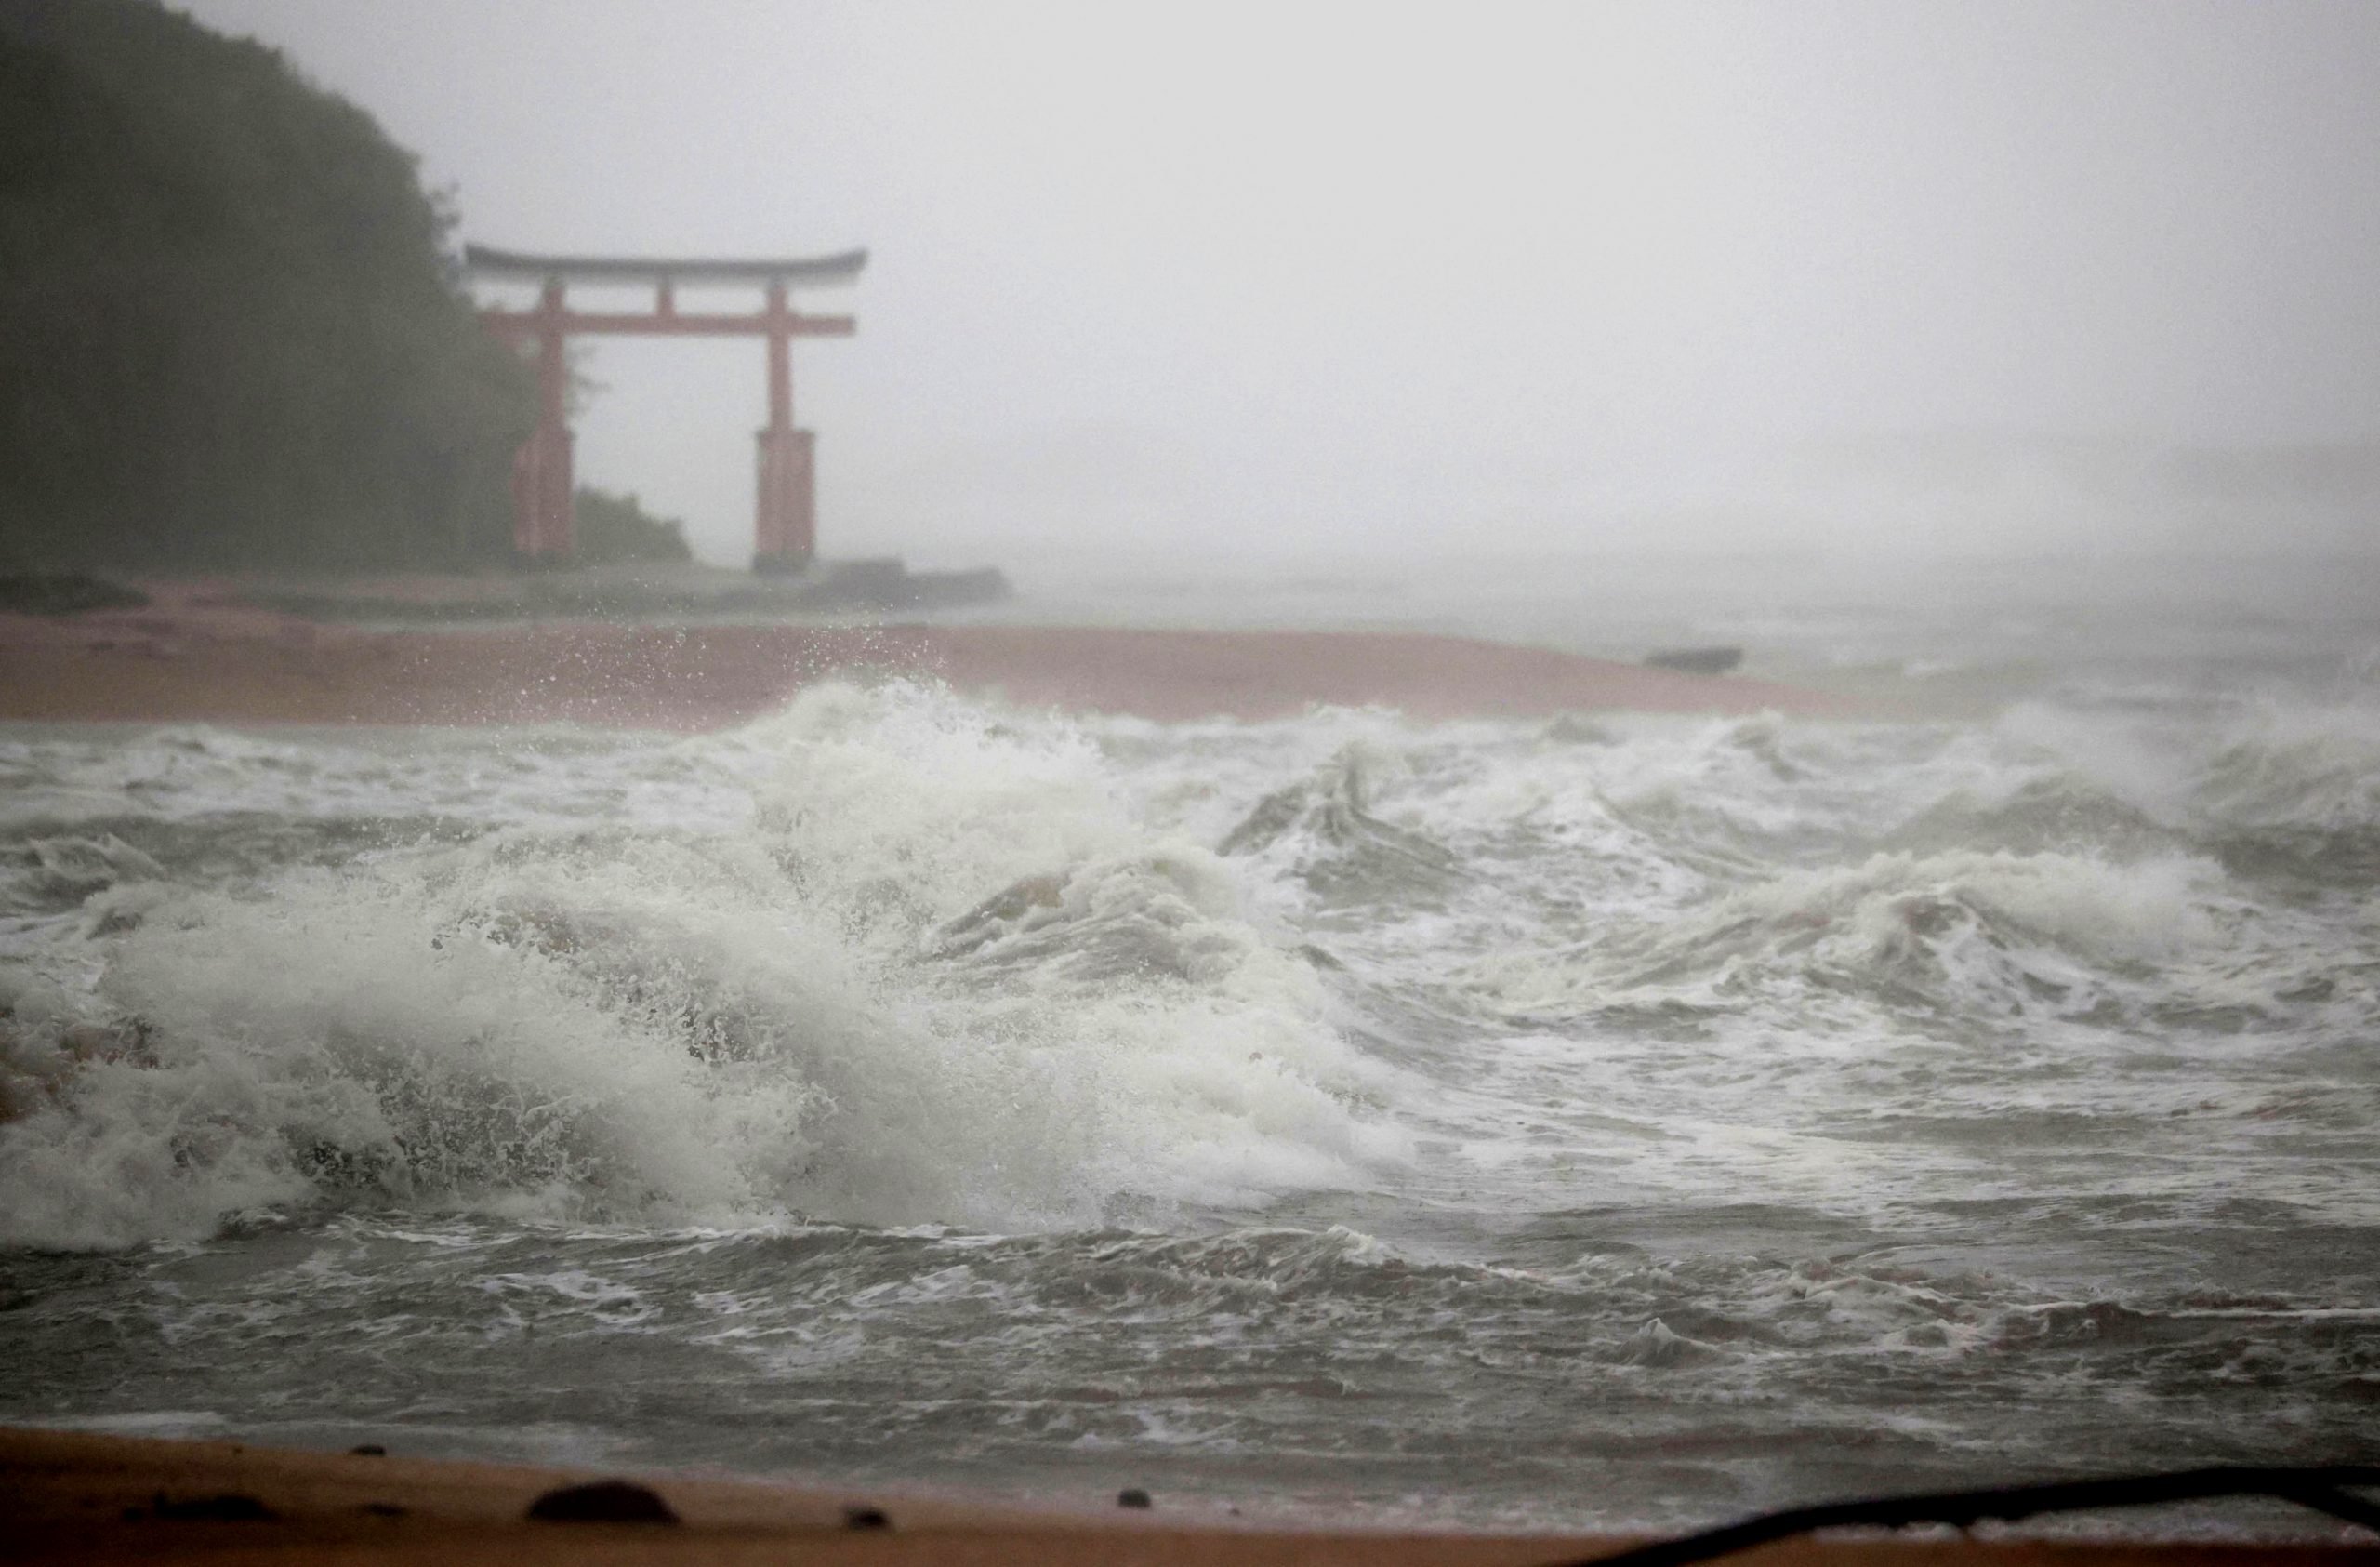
[0,579,1849,730]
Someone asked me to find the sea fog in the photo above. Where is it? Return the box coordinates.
[2,549,2376,1536]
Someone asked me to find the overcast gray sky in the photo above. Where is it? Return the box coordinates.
[174,1,2380,564]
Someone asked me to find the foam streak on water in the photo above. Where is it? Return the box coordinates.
[2,671,2377,1534]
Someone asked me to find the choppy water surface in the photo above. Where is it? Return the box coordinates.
[3,573,2377,1535]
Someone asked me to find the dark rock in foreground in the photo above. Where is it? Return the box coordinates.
[525,1480,680,1524]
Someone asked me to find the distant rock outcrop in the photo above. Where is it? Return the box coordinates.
[1644,645,1743,676]
[0,572,149,616]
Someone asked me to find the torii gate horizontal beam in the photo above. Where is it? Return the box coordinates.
[463,244,866,287]
[477,308,854,339]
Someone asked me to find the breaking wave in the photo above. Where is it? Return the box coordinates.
[3,664,2377,1531]
[0,684,1405,1249]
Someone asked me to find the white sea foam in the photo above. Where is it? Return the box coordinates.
[0,683,1405,1249]
[3,645,2377,1533]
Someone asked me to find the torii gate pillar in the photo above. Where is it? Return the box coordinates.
[752,281,816,574]
[511,279,575,562]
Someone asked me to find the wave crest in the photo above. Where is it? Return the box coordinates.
[0,683,1404,1249]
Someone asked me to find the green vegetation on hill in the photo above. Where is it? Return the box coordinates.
[573,486,693,564]
[0,0,534,570]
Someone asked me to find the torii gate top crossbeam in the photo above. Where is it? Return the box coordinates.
[463,244,866,288]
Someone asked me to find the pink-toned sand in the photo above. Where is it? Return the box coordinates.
[5,1426,2347,1567]
[0,581,1849,729]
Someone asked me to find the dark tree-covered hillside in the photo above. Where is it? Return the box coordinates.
[574,486,694,564]
[0,0,534,570]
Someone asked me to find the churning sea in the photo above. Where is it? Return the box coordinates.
[3,549,2376,1537]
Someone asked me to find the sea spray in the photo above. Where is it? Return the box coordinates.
[0,683,1404,1249]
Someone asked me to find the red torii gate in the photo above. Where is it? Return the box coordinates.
[464,245,866,573]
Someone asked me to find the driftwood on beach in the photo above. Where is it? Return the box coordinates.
[1644,645,1745,676]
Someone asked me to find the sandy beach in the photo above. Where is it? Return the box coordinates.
[0,580,1850,729]
[7,1426,2360,1566]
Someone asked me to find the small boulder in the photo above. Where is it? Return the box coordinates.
[525,1481,680,1524]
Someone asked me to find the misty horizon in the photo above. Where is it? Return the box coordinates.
[165,0,2380,566]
